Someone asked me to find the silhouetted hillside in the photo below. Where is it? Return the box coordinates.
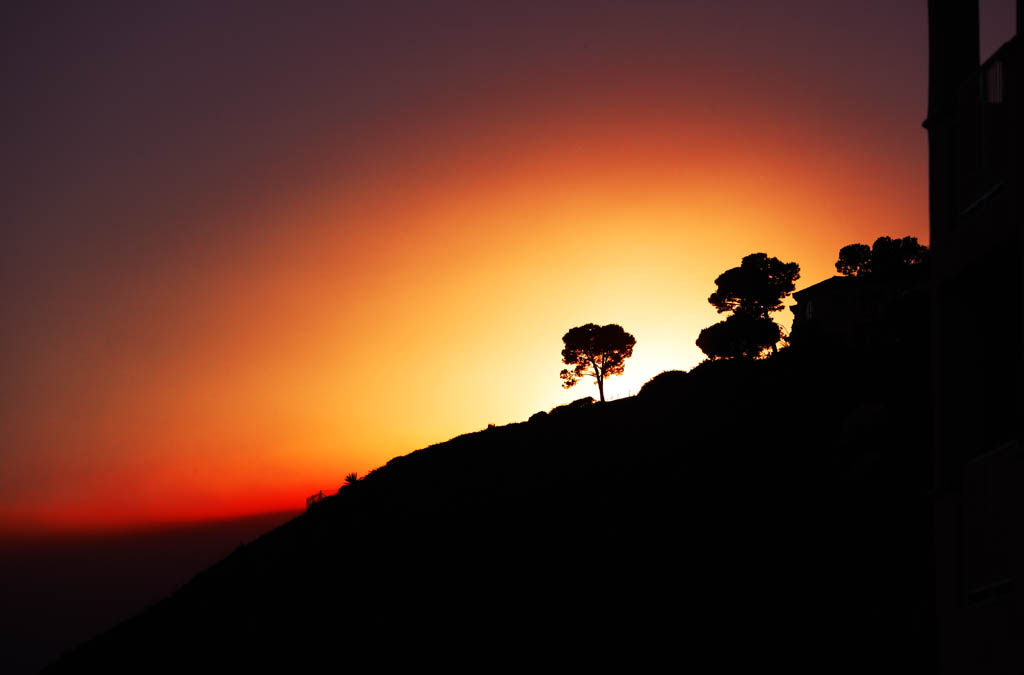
[46,307,932,671]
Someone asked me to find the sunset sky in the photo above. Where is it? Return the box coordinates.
[2,1,1017,531]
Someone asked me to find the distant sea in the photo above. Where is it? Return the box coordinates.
[0,510,299,674]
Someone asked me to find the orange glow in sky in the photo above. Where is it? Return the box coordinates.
[3,0,974,532]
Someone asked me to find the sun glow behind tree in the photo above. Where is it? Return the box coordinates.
[1,1,937,530]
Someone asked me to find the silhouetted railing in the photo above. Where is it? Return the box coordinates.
[306,491,323,510]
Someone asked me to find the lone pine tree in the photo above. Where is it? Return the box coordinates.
[559,323,636,403]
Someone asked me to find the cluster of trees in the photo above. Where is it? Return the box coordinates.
[836,236,928,278]
[692,236,926,362]
[696,253,800,360]
[556,235,927,399]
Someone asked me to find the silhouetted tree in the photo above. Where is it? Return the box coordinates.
[708,253,800,320]
[703,252,799,357]
[560,323,636,403]
[835,236,928,278]
[836,243,872,277]
[344,472,359,486]
[696,314,782,360]
[870,236,928,276]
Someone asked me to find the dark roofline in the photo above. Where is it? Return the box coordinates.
[792,276,850,301]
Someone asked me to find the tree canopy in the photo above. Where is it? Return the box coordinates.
[698,252,799,360]
[835,243,872,277]
[696,314,782,361]
[559,323,636,403]
[835,236,928,278]
[708,252,800,320]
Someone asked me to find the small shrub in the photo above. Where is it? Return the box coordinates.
[639,370,688,398]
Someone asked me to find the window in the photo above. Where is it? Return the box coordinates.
[985,60,1004,104]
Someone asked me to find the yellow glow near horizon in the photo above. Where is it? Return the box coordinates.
[1,50,929,533]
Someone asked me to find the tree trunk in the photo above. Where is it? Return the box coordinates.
[597,375,605,403]
[765,312,778,355]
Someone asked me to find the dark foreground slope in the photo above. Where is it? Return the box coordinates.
[0,511,299,675]
[47,332,931,670]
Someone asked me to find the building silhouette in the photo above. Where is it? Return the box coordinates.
[789,267,927,352]
[926,1,1023,671]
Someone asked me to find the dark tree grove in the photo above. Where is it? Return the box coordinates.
[559,323,636,403]
[708,252,800,320]
[870,236,928,276]
[700,252,800,359]
[835,243,872,277]
[835,236,928,278]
